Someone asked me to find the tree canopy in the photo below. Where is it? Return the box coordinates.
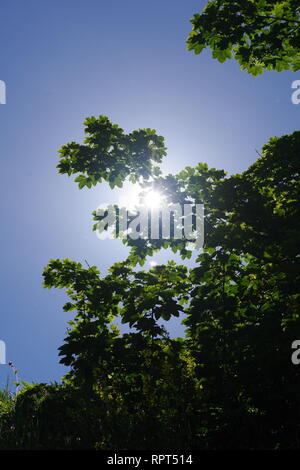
[1,0,299,450]
[57,115,166,189]
[187,0,300,75]
[1,123,298,449]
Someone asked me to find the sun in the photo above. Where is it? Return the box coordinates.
[118,184,163,211]
[144,190,162,209]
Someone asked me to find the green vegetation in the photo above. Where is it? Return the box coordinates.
[0,0,299,449]
[187,0,300,75]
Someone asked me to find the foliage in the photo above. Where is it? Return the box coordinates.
[1,123,299,449]
[1,2,299,449]
[1,125,294,449]
[187,0,300,75]
[0,383,106,450]
[57,115,166,189]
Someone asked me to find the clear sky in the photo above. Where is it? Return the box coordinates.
[0,0,299,387]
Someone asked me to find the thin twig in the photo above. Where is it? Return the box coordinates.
[257,14,300,25]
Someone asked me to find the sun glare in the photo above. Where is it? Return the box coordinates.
[119,185,163,211]
[144,190,162,209]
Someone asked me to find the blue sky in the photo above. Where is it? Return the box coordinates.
[0,0,299,386]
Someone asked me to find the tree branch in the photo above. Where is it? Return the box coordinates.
[257,14,300,25]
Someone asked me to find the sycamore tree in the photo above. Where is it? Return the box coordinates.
[187,0,300,75]
[36,114,300,449]
[1,0,300,450]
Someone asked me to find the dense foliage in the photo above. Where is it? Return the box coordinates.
[187,0,300,75]
[0,0,299,450]
[1,126,298,449]
[57,115,166,189]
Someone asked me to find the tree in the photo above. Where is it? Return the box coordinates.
[1,1,300,450]
[57,115,166,189]
[187,0,300,75]
[38,121,300,449]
